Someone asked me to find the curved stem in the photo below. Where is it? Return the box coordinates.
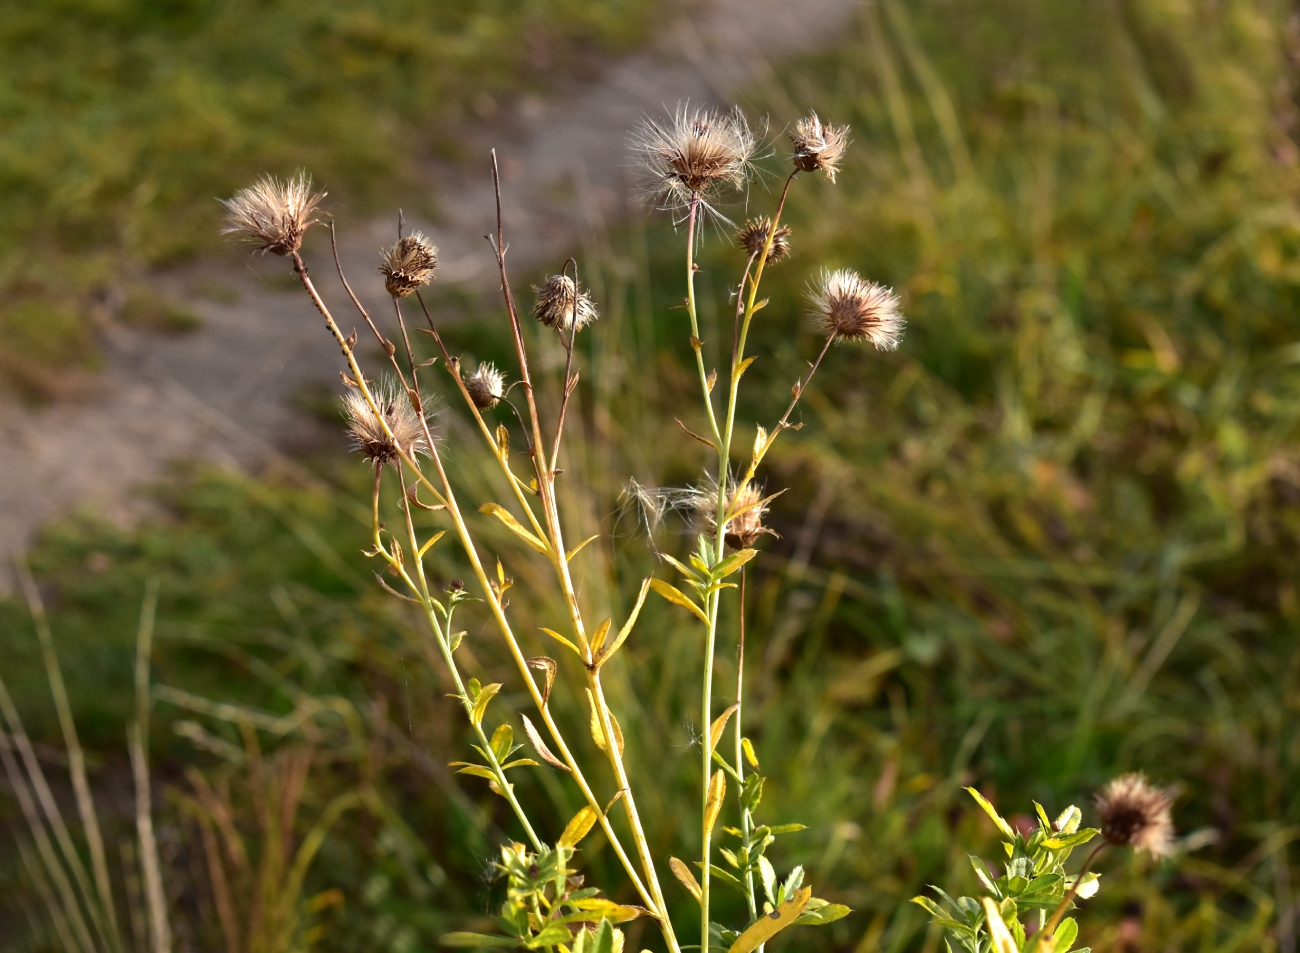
[685,194,722,447]
[1028,842,1107,952]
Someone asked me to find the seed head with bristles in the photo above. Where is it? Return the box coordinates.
[808,268,904,350]
[343,378,430,466]
[532,275,598,333]
[1094,773,1175,857]
[220,171,325,256]
[465,362,506,410]
[632,104,757,214]
[790,113,850,182]
[695,482,779,550]
[736,217,792,266]
[379,232,438,298]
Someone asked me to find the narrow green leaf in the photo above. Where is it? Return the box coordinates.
[649,578,708,624]
[597,578,652,668]
[440,932,519,948]
[480,502,550,554]
[469,682,501,726]
[966,787,1017,841]
[539,627,581,656]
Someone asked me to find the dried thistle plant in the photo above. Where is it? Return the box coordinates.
[531,274,598,333]
[735,217,792,266]
[219,170,324,255]
[379,231,439,297]
[809,268,904,350]
[632,104,756,217]
[790,112,850,182]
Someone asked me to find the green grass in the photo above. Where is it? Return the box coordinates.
[0,0,656,396]
[4,0,1300,951]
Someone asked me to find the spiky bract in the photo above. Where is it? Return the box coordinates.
[531,275,598,333]
[736,217,792,266]
[808,269,904,350]
[220,171,325,255]
[379,232,438,297]
[465,362,506,410]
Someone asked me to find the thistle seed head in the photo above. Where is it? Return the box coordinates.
[1094,773,1175,857]
[808,268,904,350]
[465,362,506,410]
[696,483,778,550]
[632,104,756,213]
[531,275,598,333]
[220,171,325,256]
[736,217,792,266]
[343,378,430,466]
[790,113,850,182]
[379,232,438,297]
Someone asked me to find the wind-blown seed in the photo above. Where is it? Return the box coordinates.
[808,268,904,350]
[379,232,438,297]
[1094,773,1175,857]
[790,113,850,182]
[465,362,506,410]
[531,275,598,333]
[343,378,430,466]
[631,104,757,214]
[220,171,325,256]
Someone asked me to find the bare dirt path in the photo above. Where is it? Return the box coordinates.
[0,0,863,588]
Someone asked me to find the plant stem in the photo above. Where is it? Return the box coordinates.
[685,194,722,446]
[734,567,758,926]
[1028,842,1107,953]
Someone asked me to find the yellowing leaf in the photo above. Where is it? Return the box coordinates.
[449,763,497,781]
[966,787,1017,841]
[597,578,652,668]
[469,683,501,727]
[669,857,701,903]
[526,656,557,706]
[981,897,1017,953]
[585,689,625,756]
[521,714,570,773]
[558,806,599,848]
[709,704,740,751]
[649,579,708,624]
[589,618,612,656]
[480,503,550,554]
[540,627,581,656]
[417,531,446,560]
[726,886,812,953]
[704,769,726,837]
[566,534,599,562]
[742,738,759,768]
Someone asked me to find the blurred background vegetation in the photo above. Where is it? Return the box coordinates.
[3,0,1299,951]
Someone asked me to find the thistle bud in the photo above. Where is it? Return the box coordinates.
[632,104,756,213]
[790,114,850,182]
[379,232,438,298]
[465,362,506,410]
[808,268,904,350]
[696,483,778,550]
[531,275,598,333]
[343,378,430,466]
[1094,773,1175,857]
[220,171,325,256]
[735,217,792,266]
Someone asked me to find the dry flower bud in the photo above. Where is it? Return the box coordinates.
[809,268,904,350]
[220,171,325,255]
[790,113,850,182]
[343,378,430,466]
[1095,773,1175,857]
[465,362,506,410]
[632,104,756,213]
[736,217,792,265]
[379,232,438,297]
[697,483,779,549]
[532,275,598,333]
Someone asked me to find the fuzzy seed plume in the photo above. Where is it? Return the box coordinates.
[343,378,430,466]
[736,217,792,266]
[632,104,756,214]
[220,171,325,256]
[1095,773,1175,857]
[790,113,850,182]
[379,232,438,297]
[809,268,904,350]
[531,275,598,333]
[465,362,506,410]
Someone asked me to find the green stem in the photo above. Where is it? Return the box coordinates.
[734,567,758,927]
[685,195,722,447]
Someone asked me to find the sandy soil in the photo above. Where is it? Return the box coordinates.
[0,0,863,589]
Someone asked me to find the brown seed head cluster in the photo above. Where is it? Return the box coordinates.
[1094,773,1175,857]
[736,217,792,266]
[220,171,325,256]
[465,362,506,410]
[633,105,756,212]
[790,113,850,182]
[379,232,438,298]
[343,379,429,466]
[532,275,599,334]
[697,483,778,549]
[809,269,904,350]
